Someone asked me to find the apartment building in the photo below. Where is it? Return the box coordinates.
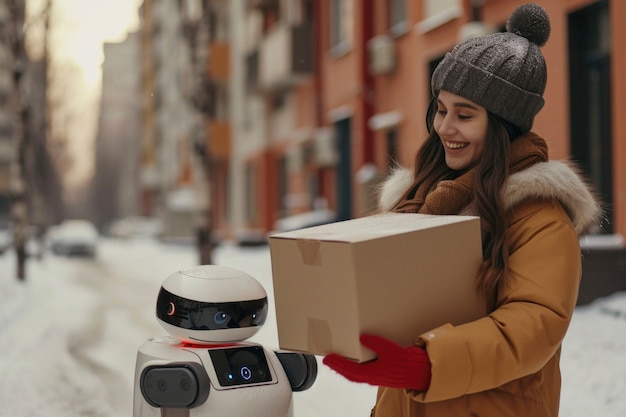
[137,0,198,240]
[126,0,625,257]
[93,35,142,229]
[225,0,624,245]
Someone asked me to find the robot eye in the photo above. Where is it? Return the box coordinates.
[167,302,176,316]
[251,312,262,324]
[214,311,230,326]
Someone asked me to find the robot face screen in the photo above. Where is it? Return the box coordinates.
[156,288,268,331]
[209,346,273,387]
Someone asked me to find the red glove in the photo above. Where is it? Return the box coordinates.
[323,334,431,391]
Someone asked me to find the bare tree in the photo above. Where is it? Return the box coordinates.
[22,0,61,258]
[182,1,214,265]
[0,0,30,279]
[0,0,60,279]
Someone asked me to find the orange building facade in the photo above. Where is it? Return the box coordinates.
[233,0,624,241]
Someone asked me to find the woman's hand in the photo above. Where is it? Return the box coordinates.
[322,334,431,391]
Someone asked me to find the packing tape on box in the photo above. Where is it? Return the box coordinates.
[297,240,322,265]
[307,317,332,353]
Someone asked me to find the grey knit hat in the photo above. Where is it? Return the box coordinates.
[431,3,551,133]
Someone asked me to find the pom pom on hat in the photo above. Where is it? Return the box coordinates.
[431,3,551,133]
[506,3,551,47]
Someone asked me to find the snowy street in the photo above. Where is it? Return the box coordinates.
[1,237,625,416]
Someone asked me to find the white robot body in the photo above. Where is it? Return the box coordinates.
[133,265,316,417]
[134,337,294,417]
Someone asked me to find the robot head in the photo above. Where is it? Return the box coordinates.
[155,265,268,344]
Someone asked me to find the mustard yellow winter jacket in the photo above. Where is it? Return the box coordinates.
[372,160,601,417]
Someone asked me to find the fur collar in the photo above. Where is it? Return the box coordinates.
[377,160,602,234]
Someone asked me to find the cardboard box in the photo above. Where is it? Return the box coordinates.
[269,212,486,362]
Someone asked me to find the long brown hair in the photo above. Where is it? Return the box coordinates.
[411,96,516,299]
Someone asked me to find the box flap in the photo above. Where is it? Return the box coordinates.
[269,212,479,243]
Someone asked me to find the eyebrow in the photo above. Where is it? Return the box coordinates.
[437,99,481,111]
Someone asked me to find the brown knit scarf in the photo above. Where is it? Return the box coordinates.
[392,132,549,214]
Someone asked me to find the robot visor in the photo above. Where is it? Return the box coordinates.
[156,288,268,330]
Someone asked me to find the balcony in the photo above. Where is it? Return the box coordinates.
[207,42,230,83]
[247,21,313,93]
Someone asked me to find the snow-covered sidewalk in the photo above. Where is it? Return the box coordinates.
[560,292,626,415]
[0,239,625,416]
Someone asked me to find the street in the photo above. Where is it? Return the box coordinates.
[0,237,625,416]
[0,237,376,417]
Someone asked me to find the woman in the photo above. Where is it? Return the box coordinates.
[323,3,602,416]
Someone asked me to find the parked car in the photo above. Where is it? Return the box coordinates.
[49,220,99,257]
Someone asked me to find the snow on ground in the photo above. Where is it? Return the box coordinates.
[0,238,625,416]
[560,293,626,415]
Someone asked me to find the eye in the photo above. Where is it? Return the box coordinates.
[167,302,176,316]
[251,312,262,324]
[214,311,230,326]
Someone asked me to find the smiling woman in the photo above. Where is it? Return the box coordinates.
[433,91,489,171]
[322,4,603,417]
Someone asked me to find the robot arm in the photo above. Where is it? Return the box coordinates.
[275,351,318,392]
[140,362,210,409]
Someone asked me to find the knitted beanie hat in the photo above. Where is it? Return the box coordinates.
[431,3,551,133]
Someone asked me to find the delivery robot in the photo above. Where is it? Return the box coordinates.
[133,265,317,417]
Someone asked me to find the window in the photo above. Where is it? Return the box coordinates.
[303,0,314,22]
[271,92,287,110]
[389,0,407,36]
[261,4,280,33]
[423,0,460,18]
[386,128,399,172]
[330,0,353,54]
[417,0,462,34]
[569,0,612,233]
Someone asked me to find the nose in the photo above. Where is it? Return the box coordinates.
[437,113,456,138]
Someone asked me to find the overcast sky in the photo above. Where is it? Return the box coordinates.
[25,0,143,188]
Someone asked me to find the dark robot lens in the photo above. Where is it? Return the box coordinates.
[240,366,252,380]
[214,311,229,325]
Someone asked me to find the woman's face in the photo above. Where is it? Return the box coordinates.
[433,90,489,171]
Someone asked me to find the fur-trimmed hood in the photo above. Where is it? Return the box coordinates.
[378,160,602,234]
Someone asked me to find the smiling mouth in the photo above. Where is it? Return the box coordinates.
[445,141,468,149]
